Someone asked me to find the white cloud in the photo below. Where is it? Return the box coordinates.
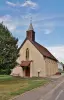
[21,0,38,9]
[0,15,16,32]
[6,0,38,9]
[5,23,16,31]
[6,1,16,7]
[44,29,52,34]
[47,46,64,62]
[0,15,12,22]
[33,14,64,22]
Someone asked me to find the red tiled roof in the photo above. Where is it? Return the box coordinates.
[32,41,57,61]
[19,38,58,62]
[20,61,32,67]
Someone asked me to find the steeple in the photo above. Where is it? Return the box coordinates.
[28,17,34,31]
[28,23,34,31]
[26,22,35,41]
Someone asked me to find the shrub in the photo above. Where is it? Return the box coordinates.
[0,69,11,75]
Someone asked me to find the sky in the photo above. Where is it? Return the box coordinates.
[0,0,64,62]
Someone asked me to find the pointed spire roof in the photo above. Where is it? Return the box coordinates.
[28,23,34,31]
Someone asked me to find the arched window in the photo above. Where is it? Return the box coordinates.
[26,48,29,60]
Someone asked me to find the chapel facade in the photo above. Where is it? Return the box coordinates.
[11,23,58,77]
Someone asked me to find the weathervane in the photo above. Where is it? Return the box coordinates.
[30,16,32,24]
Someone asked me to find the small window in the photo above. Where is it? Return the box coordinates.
[26,48,29,60]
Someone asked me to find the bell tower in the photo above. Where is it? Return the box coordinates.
[26,23,35,41]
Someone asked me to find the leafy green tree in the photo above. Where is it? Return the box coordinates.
[0,22,19,72]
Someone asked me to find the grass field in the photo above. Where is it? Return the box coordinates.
[0,75,49,100]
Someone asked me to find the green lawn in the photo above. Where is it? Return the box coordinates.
[0,75,49,100]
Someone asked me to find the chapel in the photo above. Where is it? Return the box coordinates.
[11,23,58,77]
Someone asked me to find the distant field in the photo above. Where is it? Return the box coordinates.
[0,75,49,100]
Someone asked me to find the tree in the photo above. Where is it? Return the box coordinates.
[0,23,19,73]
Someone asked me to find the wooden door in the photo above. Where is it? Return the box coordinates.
[25,67,30,77]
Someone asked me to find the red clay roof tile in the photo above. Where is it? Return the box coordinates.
[21,61,32,67]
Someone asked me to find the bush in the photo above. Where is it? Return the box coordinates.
[0,69,11,75]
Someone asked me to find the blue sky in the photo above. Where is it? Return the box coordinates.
[0,0,64,62]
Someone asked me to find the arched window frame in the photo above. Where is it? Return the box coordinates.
[26,48,29,60]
